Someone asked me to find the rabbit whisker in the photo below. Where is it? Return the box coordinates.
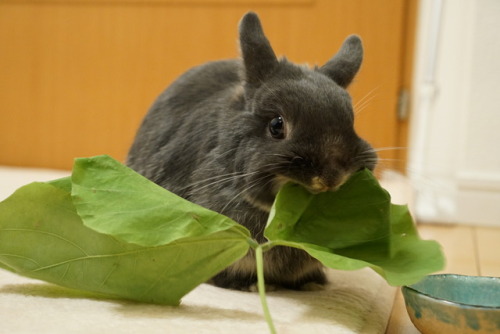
[353,86,380,115]
[354,86,380,108]
[372,147,407,153]
[194,174,258,193]
[185,171,261,193]
[179,171,256,191]
[219,173,274,215]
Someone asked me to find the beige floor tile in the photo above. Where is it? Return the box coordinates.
[475,226,500,277]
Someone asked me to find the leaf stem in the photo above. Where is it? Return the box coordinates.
[255,245,277,334]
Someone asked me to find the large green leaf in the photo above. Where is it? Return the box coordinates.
[0,181,250,305]
[264,170,445,286]
[71,155,250,246]
[265,171,391,251]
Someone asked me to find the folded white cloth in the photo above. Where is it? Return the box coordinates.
[0,268,395,334]
[0,166,396,334]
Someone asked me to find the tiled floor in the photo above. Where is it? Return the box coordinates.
[386,224,500,333]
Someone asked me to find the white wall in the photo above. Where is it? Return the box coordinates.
[408,0,500,226]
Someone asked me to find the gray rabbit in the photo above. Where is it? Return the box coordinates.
[127,12,377,290]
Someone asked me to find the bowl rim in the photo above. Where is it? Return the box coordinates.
[402,273,500,310]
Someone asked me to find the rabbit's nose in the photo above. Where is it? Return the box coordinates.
[309,176,329,193]
[308,171,350,193]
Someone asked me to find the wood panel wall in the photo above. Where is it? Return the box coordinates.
[0,0,415,171]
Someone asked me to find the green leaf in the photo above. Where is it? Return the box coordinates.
[0,181,250,305]
[265,171,391,251]
[71,155,250,247]
[47,176,72,193]
[265,169,445,286]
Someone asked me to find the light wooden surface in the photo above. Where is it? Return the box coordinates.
[386,224,500,333]
[0,0,415,170]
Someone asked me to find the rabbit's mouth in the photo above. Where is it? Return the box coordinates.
[273,172,351,195]
[307,175,351,193]
[242,171,351,212]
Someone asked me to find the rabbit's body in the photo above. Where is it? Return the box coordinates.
[127,13,377,290]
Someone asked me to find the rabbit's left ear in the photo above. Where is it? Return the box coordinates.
[239,12,278,88]
[319,35,363,88]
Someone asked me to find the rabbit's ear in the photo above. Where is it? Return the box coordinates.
[319,35,363,88]
[239,12,278,88]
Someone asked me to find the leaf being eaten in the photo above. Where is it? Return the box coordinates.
[264,169,445,286]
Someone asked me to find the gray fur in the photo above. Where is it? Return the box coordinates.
[126,12,377,290]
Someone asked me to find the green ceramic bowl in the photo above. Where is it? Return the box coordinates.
[402,274,500,334]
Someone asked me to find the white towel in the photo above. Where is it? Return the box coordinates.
[0,267,395,334]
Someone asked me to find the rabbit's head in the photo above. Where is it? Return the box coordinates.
[232,12,377,211]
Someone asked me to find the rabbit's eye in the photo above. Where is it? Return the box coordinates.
[269,116,285,139]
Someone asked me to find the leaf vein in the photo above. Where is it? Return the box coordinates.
[138,249,181,299]
[1,228,89,256]
[29,237,248,273]
[0,253,41,267]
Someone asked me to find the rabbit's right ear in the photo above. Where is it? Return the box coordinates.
[239,12,278,90]
[319,35,363,88]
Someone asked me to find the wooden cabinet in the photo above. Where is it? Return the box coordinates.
[0,0,416,171]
